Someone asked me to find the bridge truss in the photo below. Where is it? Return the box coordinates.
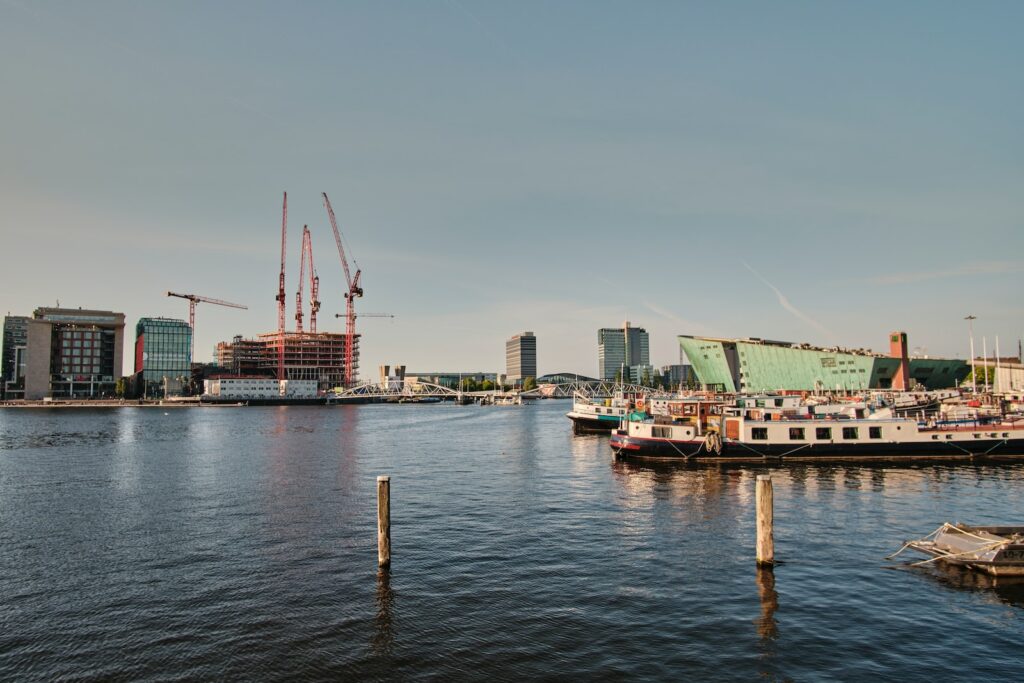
[330,380,671,401]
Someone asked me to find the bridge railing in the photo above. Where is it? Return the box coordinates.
[331,379,674,400]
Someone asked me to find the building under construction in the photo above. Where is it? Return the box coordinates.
[259,331,358,390]
[212,332,358,391]
[210,192,367,392]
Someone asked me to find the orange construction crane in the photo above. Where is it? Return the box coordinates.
[166,291,247,362]
[295,226,321,334]
[336,313,394,321]
[322,192,362,387]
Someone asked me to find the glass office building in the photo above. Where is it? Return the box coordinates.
[135,318,192,396]
[597,322,649,381]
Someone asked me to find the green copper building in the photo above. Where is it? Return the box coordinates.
[679,335,969,393]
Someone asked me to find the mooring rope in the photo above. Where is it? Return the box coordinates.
[886,523,948,560]
[886,522,1009,565]
[730,439,769,459]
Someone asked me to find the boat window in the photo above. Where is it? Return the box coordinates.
[946,435,953,439]
[751,428,768,440]
[973,434,980,439]
[842,427,859,440]
[653,426,672,438]
[816,427,831,440]
[869,427,882,439]
[1003,433,1010,438]
[789,427,805,440]
[932,435,939,440]
[775,399,784,407]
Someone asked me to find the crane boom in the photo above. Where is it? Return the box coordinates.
[167,291,246,309]
[322,192,357,292]
[166,291,247,363]
[322,192,363,387]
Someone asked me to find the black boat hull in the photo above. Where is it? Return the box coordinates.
[609,432,1024,462]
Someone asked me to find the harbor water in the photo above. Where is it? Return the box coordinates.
[1,401,1023,680]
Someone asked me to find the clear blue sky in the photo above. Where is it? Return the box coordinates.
[2,1,1022,376]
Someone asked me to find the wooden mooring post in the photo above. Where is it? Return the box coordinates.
[377,476,391,568]
[756,474,775,566]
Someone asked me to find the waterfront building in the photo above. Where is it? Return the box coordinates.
[505,331,537,383]
[23,307,125,399]
[211,332,353,390]
[215,335,270,376]
[133,318,192,397]
[258,331,356,390]
[598,322,649,381]
[379,364,406,390]
[679,332,970,393]
[405,371,498,389]
[661,364,696,389]
[2,315,29,398]
[203,377,318,400]
[628,364,656,385]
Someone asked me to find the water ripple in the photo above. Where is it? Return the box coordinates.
[1,404,1023,680]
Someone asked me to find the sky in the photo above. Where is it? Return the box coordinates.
[1,0,1022,377]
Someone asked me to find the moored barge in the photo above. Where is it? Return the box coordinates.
[610,402,1024,462]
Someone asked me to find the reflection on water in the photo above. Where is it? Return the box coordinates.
[908,564,1024,609]
[1,403,1023,681]
[756,567,779,641]
[372,569,395,655]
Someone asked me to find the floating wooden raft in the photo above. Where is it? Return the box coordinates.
[891,523,1024,576]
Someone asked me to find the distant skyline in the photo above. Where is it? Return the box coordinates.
[2,1,1021,378]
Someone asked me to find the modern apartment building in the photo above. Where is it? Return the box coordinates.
[134,317,192,397]
[505,331,537,382]
[597,322,649,381]
[2,315,29,398]
[23,307,125,399]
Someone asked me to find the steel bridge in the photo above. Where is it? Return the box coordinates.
[329,380,671,401]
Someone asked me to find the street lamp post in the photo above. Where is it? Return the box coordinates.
[965,315,977,393]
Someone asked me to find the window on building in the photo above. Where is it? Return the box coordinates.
[751,428,768,440]
[869,427,882,439]
[842,427,859,440]
[789,428,805,440]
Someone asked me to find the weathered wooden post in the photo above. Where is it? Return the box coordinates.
[756,474,775,566]
[377,475,391,568]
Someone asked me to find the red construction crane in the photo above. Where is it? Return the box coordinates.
[294,226,320,334]
[166,291,247,362]
[275,192,288,380]
[322,192,362,387]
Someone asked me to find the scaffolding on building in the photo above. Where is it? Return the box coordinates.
[257,331,359,390]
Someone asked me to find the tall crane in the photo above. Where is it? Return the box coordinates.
[322,192,362,387]
[295,226,321,334]
[275,192,288,380]
[166,291,247,362]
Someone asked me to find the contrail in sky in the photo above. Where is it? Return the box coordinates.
[742,260,835,342]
